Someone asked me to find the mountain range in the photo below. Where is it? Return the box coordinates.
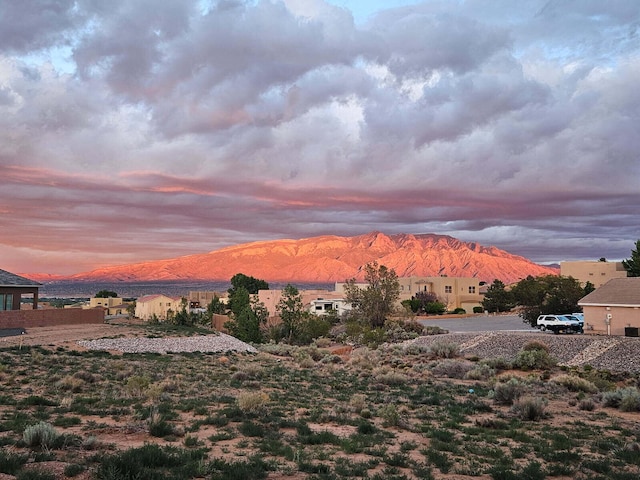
[23,232,557,284]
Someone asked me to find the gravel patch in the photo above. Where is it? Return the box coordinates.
[405,332,640,373]
[78,333,257,354]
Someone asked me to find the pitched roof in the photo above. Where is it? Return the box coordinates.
[579,277,640,307]
[0,269,41,287]
[137,294,183,303]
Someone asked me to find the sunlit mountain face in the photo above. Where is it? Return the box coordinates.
[25,232,558,286]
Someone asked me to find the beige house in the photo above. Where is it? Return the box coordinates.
[578,278,640,336]
[258,289,338,318]
[134,294,185,321]
[335,276,482,312]
[187,291,228,309]
[561,261,627,288]
[84,297,130,316]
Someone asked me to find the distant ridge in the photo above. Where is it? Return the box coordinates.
[22,232,558,284]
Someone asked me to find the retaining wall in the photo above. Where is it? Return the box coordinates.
[0,308,105,329]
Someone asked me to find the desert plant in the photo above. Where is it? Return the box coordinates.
[602,387,640,410]
[551,374,598,393]
[237,392,269,413]
[465,362,496,380]
[22,422,60,449]
[513,347,556,370]
[432,359,474,379]
[428,340,459,359]
[492,378,524,405]
[511,397,547,421]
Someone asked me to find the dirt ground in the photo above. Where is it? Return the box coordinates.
[0,321,143,350]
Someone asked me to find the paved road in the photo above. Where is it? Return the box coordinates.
[418,315,538,333]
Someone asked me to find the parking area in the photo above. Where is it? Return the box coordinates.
[418,314,538,333]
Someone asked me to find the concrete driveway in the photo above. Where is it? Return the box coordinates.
[418,314,538,333]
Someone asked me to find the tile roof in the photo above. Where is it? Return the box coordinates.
[0,269,41,287]
[579,277,640,306]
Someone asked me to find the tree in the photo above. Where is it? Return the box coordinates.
[95,290,118,298]
[344,262,400,327]
[406,291,446,315]
[224,297,268,343]
[622,240,640,277]
[207,295,227,315]
[583,281,596,295]
[126,301,136,319]
[276,284,305,343]
[511,275,585,326]
[227,286,250,317]
[228,273,269,295]
[481,279,515,313]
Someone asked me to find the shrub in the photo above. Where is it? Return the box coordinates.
[473,306,483,314]
[378,404,400,427]
[237,392,269,413]
[16,470,56,480]
[432,359,474,379]
[551,374,598,393]
[602,387,640,410]
[492,378,524,405]
[511,397,547,421]
[464,363,496,381]
[428,340,459,359]
[451,308,466,314]
[423,325,449,335]
[513,348,556,370]
[522,340,550,353]
[578,398,596,411]
[22,422,59,449]
[0,449,28,475]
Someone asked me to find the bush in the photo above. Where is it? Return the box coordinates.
[465,363,496,381]
[423,325,449,335]
[493,378,524,405]
[511,397,547,421]
[604,387,640,412]
[473,306,483,314]
[451,308,466,314]
[513,348,556,370]
[237,392,269,413]
[432,359,474,379]
[428,340,459,359]
[22,422,59,449]
[551,374,598,393]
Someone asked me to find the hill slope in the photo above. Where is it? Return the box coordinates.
[43,232,556,284]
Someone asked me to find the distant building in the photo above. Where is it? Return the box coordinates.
[0,269,41,311]
[258,289,339,318]
[134,294,184,321]
[335,276,482,312]
[560,261,627,288]
[187,291,228,309]
[578,278,640,336]
[84,296,130,316]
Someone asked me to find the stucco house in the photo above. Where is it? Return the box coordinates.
[578,278,640,336]
[0,269,41,311]
[561,261,627,288]
[134,294,185,321]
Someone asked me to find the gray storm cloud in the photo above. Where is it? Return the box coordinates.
[0,0,639,274]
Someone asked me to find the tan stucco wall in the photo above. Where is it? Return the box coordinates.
[135,296,184,321]
[561,261,627,288]
[584,305,640,336]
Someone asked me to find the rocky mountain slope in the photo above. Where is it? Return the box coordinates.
[31,232,557,284]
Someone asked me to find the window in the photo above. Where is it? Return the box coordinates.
[315,305,322,311]
[445,286,452,294]
[469,286,476,293]
[0,294,12,311]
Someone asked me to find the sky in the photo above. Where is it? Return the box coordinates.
[1,0,639,275]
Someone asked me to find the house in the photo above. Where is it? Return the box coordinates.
[134,294,185,321]
[84,296,130,316]
[309,297,352,317]
[334,276,482,313]
[561,261,627,288]
[578,278,640,336]
[0,269,41,311]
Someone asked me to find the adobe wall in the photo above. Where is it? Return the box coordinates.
[0,308,105,329]
[584,306,640,336]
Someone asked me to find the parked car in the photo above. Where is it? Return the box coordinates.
[536,314,583,334]
[563,314,584,328]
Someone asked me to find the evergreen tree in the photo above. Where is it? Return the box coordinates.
[481,279,515,313]
[622,240,640,277]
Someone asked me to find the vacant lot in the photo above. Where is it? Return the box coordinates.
[1,322,640,479]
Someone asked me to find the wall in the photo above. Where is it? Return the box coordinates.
[0,308,105,329]
[561,261,627,288]
[584,305,640,336]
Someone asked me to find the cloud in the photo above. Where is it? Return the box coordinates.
[1,0,639,274]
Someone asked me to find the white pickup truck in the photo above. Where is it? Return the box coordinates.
[536,315,583,334]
